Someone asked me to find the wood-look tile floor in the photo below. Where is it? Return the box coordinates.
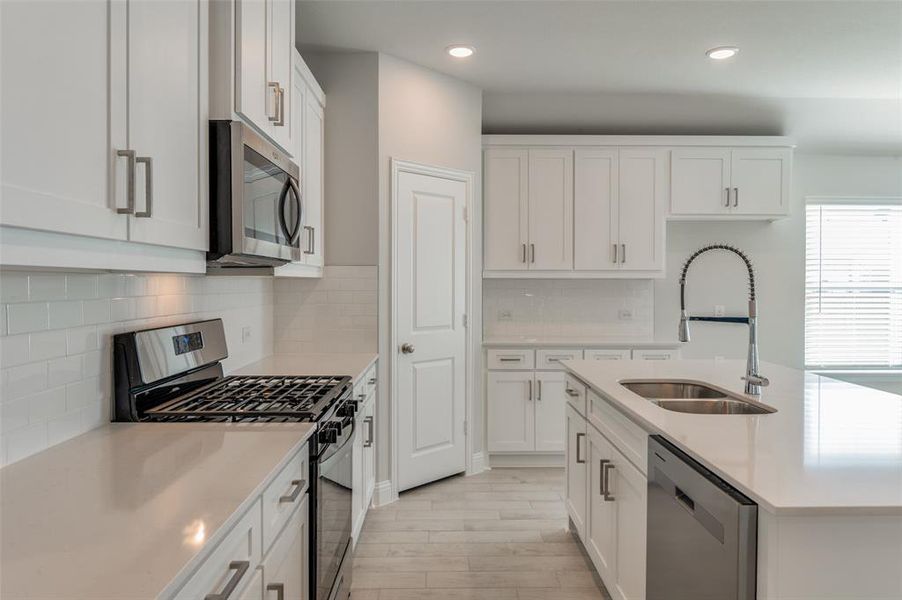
[351,467,612,600]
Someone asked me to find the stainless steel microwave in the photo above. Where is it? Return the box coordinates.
[208,120,302,267]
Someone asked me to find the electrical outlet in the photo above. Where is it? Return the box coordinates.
[497,309,513,321]
[241,326,252,343]
[618,308,634,320]
[714,305,726,317]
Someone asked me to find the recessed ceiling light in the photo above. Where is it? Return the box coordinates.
[446,45,475,59]
[706,46,739,60]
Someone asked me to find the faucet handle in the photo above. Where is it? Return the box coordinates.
[743,374,770,387]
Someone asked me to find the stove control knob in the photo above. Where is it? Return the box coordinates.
[342,400,359,417]
[318,424,339,444]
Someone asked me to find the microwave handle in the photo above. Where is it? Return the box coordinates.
[278,179,303,245]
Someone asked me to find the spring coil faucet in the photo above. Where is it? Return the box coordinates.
[678,244,769,395]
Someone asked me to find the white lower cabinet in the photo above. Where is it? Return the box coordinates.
[565,376,647,600]
[169,443,309,600]
[534,371,566,452]
[261,496,309,600]
[352,364,377,543]
[565,404,588,540]
[487,371,535,452]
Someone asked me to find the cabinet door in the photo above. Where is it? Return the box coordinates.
[534,371,566,452]
[584,349,632,361]
[484,148,528,271]
[263,497,309,600]
[127,0,208,250]
[528,149,573,270]
[670,148,731,215]
[236,0,271,131]
[486,372,535,452]
[565,405,588,541]
[618,148,667,271]
[267,0,293,151]
[574,148,619,270]
[351,414,365,539]
[731,148,791,216]
[302,92,325,267]
[586,426,615,583]
[632,349,679,361]
[238,569,263,600]
[0,0,127,241]
[610,452,647,600]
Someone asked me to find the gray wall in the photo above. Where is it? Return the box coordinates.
[376,53,484,483]
[654,154,902,372]
[303,52,379,266]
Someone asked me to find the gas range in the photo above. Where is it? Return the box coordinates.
[112,319,355,600]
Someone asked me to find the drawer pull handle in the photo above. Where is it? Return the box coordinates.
[279,479,305,503]
[499,357,522,362]
[603,463,616,502]
[266,583,285,600]
[565,388,580,397]
[368,377,377,385]
[575,432,586,464]
[205,560,249,600]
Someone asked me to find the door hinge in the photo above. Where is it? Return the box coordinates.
[463,420,468,435]
[462,313,468,327]
[463,206,468,222]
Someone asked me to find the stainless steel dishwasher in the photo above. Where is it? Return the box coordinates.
[647,435,757,600]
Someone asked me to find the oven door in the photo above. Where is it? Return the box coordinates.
[316,418,354,600]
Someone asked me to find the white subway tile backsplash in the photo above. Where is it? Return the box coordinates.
[273,266,377,354]
[7,303,49,335]
[483,279,654,339]
[48,301,84,329]
[82,299,111,325]
[28,274,67,301]
[0,270,275,467]
[29,330,68,361]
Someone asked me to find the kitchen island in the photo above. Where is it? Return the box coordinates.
[561,358,902,600]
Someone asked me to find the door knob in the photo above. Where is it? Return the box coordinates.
[400,343,415,354]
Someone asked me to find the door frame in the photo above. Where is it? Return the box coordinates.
[389,158,476,497]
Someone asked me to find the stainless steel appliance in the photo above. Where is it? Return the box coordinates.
[208,121,302,268]
[647,435,757,600]
[112,319,355,600]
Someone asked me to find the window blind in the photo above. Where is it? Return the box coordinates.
[805,202,902,369]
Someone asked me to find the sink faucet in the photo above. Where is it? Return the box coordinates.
[678,244,769,395]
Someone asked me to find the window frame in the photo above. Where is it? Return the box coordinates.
[803,195,902,372]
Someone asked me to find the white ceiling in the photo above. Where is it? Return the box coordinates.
[297,1,902,153]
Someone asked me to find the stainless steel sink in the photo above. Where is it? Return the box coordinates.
[620,380,777,415]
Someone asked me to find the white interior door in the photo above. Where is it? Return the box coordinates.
[395,168,468,492]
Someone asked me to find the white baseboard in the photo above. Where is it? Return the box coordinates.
[373,479,397,507]
[489,453,565,468]
[468,451,488,475]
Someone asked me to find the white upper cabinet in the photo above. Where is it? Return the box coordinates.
[528,149,574,270]
[574,148,618,270]
[1,0,208,268]
[1,0,127,241]
[301,84,325,267]
[573,148,667,274]
[670,148,732,215]
[617,148,667,271]
[214,0,295,155]
[671,146,791,218]
[125,0,208,251]
[484,148,529,271]
[730,148,792,216]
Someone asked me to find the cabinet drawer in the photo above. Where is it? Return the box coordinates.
[536,348,583,370]
[587,389,647,476]
[564,374,587,416]
[262,446,309,553]
[174,499,263,600]
[632,349,680,361]
[584,348,632,361]
[487,348,535,370]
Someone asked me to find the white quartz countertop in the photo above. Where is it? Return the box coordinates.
[0,422,315,599]
[484,336,681,348]
[562,359,902,515]
[233,352,378,383]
